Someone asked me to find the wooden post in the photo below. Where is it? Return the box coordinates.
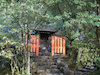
[60,38,63,53]
[36,35,39,56]
[57,38,59,53]
[33,35,35,52]
[54,37,57,53]
[52,36,54,56]
[63,37,66,56]
[30,35,32,52]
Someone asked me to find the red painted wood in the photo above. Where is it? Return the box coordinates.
[51,36,54,56]
[30,36,33,52]
[34,35,36,52]
[25,35,28,48]
[30,35,39,56]
[36,35,39,56]
[63,37,66,56]
[58,38,59,53]
[60,38,62,53]
[54,37,57,53]
[51,36,66,56]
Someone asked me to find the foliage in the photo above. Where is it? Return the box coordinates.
[0,0,100,74]
[69,40,100,69]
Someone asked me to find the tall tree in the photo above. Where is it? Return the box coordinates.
[96,0,100,44]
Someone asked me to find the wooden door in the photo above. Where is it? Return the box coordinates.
[30,35,39,56]
[51,36,66,56]
[26,35,39,56]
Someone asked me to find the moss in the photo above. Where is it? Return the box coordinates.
[0,67,11,75]
[89,70,100,75]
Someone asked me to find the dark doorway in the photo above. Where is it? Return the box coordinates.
[39,33,51,52]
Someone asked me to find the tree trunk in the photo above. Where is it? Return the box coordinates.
[26,24,30,74]
[27,51,30,74]
[96,26,100,44]
[96,0,100,44]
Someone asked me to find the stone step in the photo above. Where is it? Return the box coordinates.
[50,69,59,73]
[46,73,58,75]
[38,65,53,69]
[30,51,51,56]
[39,53,51,56]
[37,65,57,70]
[31,59,54,62]
[46,73,64,75]
[45,68,59,73]
[38,56,53,59]
[50,65,57,69]
[36,62,56,66]
[32,57,54,61]
[37,69,45,73]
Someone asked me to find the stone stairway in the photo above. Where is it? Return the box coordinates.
[30,49,64,75]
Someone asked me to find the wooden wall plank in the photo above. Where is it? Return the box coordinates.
[33,35,36,52]
[30,35,33,52]
[54,37,56,53]
[36,35,39,56]
[63,37,66,56]
[26,35,39,56]
[51,36,66,56]
[51,36,54,56]
[58,37,59,53]
[61,38,63,53]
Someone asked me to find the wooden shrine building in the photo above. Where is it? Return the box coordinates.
[26,25,66,56]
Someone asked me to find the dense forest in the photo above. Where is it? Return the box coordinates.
[0,0,100,75]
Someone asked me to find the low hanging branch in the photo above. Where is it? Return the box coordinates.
[57,3,75,44]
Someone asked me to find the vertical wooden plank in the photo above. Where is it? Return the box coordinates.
[54,37,57,53]
[59,38,61,53]
[55,37,57,54]
[36,35,39,56]
[59,37,61,53]
[30,35,32,52]
[59,38,60,53]
[31,35,34,52]
[38,35,39,56]
[51,36,54,56]
[63,37,66,56]
[25,35,28,48]
[58,37,59,53]
[25,35,27,42]
[60,37,63,53]
[33,35,36,52]
[57,37,58,53]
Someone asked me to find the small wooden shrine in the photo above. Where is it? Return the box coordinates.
[26,25,66,56]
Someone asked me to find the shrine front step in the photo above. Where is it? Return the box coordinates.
[35,62,56,66]
[30,49,63,75]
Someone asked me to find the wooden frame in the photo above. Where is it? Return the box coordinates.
[26,35,39,56]
[51,36,66,56]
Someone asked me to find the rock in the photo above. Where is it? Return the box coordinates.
[65,64,68,68]
[2,63,5,68]
[37,69,45,73]
[50,65,57,68]
[57,58,61,64]
[47,73,53,75]
[69,70,74,75]
[78,68,90,72]
[63,67,69,73]
[60,73,64,75]
[53,73,59,75]
[74,71,83,75]
[50,69,59,73]
[46,69,51,73]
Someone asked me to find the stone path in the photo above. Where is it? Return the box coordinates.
[30,49,64,75]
